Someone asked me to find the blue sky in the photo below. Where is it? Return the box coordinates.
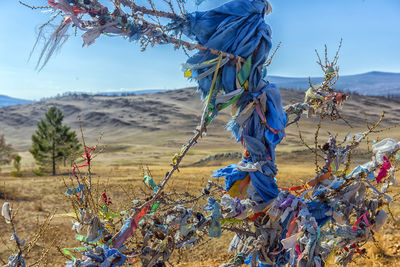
[0,0,399,100]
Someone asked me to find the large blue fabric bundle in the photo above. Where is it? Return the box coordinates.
[181,0,287,204]
[183,0,272,96]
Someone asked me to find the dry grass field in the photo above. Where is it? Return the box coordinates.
[1,88,400,266]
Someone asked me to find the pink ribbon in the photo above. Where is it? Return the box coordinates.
[376,156,391,183]
[352,211,371,232]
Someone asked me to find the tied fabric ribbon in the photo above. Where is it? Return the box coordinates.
[279,167,331,198]
[343,244,366,255]
[1,202,11,224]
[238,174,250,198]
[72,147,95,178]
[112,206,149,249]
[352,211,371,232]
[232,198,243,218]
[62,247,86,261]
[102,192,112,205]
[280,184,312,198]
[249,212,264,221]
[280,185,304,192]
[286,215,298,238]
[201,53,223,126]
[66,184,85,202]
[295,244,302,261]
[48,0,102,16]
[143,174,159,193]
[376,156,391,183]
[255,101,281,135]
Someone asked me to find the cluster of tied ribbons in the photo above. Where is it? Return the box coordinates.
[178,0,400,266]
[18,1,399,267]
[212,135,400,267]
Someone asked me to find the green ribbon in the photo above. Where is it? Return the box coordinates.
[204,53,252,125]
[62,247,86,261]
[146,203,160,216]
[99,205,121,219]
[205,92,242,126]
[237,54,253,86]
[220,218,243,224]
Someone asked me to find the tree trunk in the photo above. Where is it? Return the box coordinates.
[52,142,56,176]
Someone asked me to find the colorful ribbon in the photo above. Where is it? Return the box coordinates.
[352,211,370,232]
[72,146,95,178]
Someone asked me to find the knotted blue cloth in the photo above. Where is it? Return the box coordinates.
[211,157,279,204]
[181,0,286,204]
[182,0,272,96]
[238,82,287,162]
[306,201,332,226]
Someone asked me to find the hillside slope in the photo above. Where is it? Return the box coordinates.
[1,87,399,159]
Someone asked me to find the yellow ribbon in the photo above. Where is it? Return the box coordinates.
[201,53,223,126]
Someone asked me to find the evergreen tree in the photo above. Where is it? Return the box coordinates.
[11,154,23,177]
[13,155,21,172]
[30,107,81,175]
[0,134,13,171]
[62,128,81,167]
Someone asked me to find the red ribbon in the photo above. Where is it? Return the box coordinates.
[249,212,264,221]
[48,0,101,15]
[72,147,95,178]
[343,243,365,255]
[286,215,298,238]
[295,244,302,260]
[102,192,112,204]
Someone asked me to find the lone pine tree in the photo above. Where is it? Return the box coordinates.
[0,134,13,171]
[30,107,80,175]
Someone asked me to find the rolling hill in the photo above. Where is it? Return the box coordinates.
[1,87,399,164]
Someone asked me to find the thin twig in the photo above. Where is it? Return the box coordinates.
[19,1,51,10]
[265,42,281,67]
[314,112,324,173]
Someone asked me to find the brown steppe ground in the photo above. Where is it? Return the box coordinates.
[1,88,400,266]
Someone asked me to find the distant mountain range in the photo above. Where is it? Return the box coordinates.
[0,95,32,108]
[1,71,399,108]
[269,71,400,96]
[97,71,400,97]
[97,89,166,96]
